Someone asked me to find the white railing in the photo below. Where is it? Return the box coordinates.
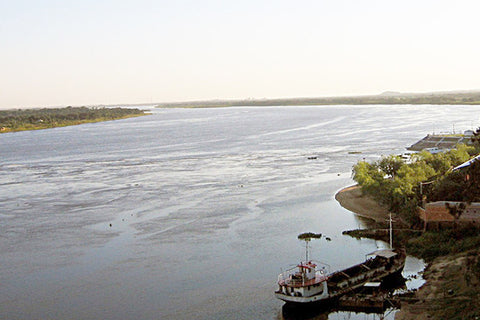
[278,266,328,286]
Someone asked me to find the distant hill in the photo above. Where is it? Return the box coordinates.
[157,90,480,108]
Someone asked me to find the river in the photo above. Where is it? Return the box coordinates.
[1,105,479,319]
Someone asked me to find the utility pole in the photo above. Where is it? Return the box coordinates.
[389,213,393,249]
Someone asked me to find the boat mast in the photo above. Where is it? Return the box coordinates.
[305,238,310,262]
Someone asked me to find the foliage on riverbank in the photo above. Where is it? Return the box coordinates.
[0,107,147,133]
[352,144,480,226]
[350,133,480,257]
[348,131,480,319]
[344,225,480,263]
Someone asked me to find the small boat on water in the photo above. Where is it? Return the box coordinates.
[275,217,405,305]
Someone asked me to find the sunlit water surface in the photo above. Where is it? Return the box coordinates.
[1,105,478,319]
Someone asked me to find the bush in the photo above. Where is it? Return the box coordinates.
[406,227,480,262]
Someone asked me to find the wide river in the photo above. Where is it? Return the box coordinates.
[1,105,479,319]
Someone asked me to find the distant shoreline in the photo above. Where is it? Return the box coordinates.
[157,90,480,108]
[0,107,150,134]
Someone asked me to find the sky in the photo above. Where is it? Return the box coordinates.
[1,0,480,109]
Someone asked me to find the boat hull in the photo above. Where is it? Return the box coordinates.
[275,291,333,304]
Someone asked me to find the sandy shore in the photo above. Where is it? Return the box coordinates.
[335,185,390,223]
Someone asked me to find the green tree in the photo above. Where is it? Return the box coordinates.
[352,146,468,223]
[429,170,465,201]
[352,160,385,195]
[471,127,480,151]
[462,159,480,202]
[378,155,404,178]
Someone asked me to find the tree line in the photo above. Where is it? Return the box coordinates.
[0,106,146,132]
[158,91,480,108]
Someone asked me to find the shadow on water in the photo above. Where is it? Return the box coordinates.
[280,273,406,320]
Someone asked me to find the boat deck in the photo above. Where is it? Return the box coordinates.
[279,274,327,288]
[328,257,385,283]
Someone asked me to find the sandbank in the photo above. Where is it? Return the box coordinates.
[335,185,389,223]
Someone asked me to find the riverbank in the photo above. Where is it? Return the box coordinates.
[335,185,480,319]
[156,90,480,108]
[0,107,149,133]
[335,185,389,223]
[395,249,480,319]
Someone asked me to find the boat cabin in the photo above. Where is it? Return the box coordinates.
[277,260,328,298]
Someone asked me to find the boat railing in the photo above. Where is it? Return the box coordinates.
[278,271,327,286]
[278,260,329,285]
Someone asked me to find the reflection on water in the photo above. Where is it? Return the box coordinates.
[281,301,398,320]
[280,273,406,320]
[282,305,393,320]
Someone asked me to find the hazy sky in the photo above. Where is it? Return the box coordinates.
[1,0,480,108]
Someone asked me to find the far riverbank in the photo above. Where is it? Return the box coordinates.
[0,107,149,133]
[156,90,480,108]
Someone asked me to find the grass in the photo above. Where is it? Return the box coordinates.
[405,226,480,262]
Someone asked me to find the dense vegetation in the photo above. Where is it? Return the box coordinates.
[351,129,480,262]
[349,131,480,319]
[352,143,480,226]
[344,225,480,263]
[407,226,480,262]
[0,107,147,133]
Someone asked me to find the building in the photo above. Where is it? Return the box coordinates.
[418,201,480,230]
